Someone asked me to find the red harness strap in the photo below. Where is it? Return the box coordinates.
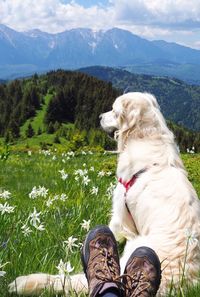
[118,175,137,192]
[118,169,146,216]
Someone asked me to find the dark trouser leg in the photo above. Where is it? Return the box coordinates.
[99,287,122,297]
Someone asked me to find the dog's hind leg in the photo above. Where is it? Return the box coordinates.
[8,272,88,296]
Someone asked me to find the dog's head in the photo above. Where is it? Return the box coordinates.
[100,92,169,150]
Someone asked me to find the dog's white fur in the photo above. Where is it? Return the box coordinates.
[9,92,200,295]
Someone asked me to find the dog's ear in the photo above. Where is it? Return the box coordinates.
[126,108,140,129]
[120,101,141,131]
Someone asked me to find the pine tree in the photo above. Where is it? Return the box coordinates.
[8,119,20,139]
[47,122,55,134]
[26,123,35,138]
[37,127,42,135]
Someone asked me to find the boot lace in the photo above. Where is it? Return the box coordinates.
[88,246,124,289]
[123,271,151,297]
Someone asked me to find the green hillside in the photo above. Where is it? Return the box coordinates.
[124,63,200,85]
[79,66,200,131]
[0,69,199,152]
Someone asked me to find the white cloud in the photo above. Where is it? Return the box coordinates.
[0,0,113,32]
[2,0,200,33]
[110,0,200,29]
[194,41,200,49]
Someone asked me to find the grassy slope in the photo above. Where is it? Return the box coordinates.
[0,151,200,296]
[17,92,73,150]
[20,93,53,137]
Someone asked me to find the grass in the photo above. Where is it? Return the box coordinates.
[0,149,116,296]
[20,93,53,137]
[0,149,200,296]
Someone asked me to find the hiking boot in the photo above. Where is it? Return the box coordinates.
[123,246,161,297]
[81,225,122,297]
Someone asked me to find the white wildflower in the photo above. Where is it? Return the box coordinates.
[53,194,60,200]
[52,155,57,161]
[0,262,9,277]
[106,171,112,176]
[34,223,45,231]
[0,202,15,214]
[29,186,38,199]
[60,194,68,201]
[59,169,68,181]
[29,186,48,199]
[28,150,32,156]
[90,166,95,172]
[106,182,116,198]
[29,207,41,227]
[38,186,48,198]
[90,186,98,195]
[82,175,91,186]
[0,271,6,277]
[0,190,11,199]
[42,150,51,156]
[56,259,74,275]
[74,169,88,177]
[64,236,79,252]
[68,151,75,157]
[81,219,91,232]
[187,147,195,154]
[185,229,199,246]
[81,151,86,155]
[21,225,32,237]
[98,171,106,177]
[46,198,53,207]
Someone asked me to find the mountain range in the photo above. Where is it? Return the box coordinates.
[1,24,200,83]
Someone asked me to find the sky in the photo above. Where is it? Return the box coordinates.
[1,0,200,49]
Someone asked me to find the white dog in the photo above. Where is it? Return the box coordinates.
[9,92,200,296]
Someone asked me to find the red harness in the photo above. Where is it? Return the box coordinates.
[118,169,146,216]
[118,175,138,193]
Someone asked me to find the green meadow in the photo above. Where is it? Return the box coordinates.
[0,149,200,296]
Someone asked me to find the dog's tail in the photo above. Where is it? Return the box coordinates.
[8,272,88,295]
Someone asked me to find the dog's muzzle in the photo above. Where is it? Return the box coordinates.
[99,113,118,138]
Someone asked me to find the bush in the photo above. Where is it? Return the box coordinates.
[71,131,87,150]
[53,134,61,144]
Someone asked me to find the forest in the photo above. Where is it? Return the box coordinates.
[81,66,200,131]
[0,69,199,152]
